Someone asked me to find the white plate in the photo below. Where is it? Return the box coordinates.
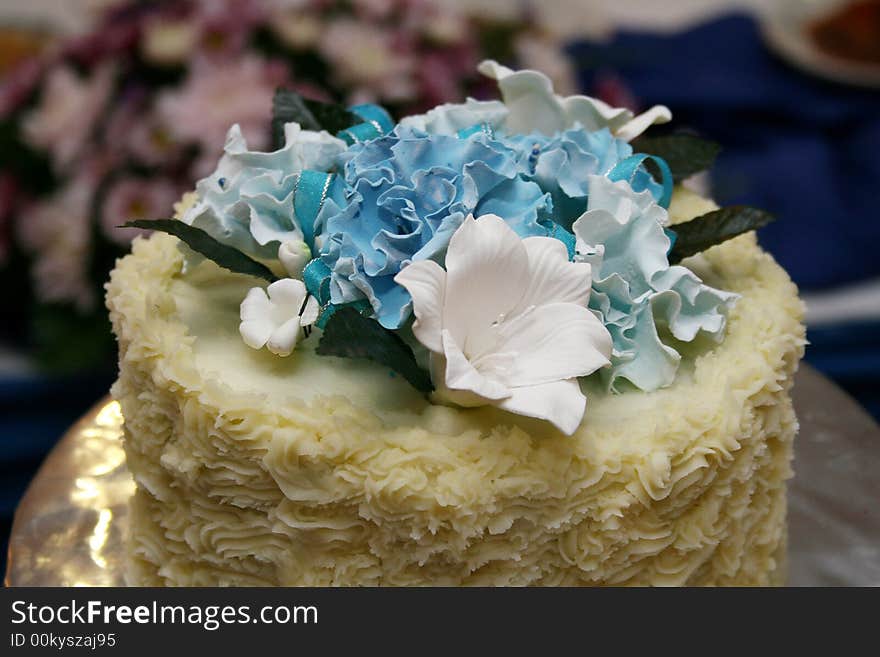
[761,0,880,88]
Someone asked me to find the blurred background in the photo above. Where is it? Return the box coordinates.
[1,0,878,573]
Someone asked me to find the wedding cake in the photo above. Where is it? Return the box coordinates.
[107,62,805,586]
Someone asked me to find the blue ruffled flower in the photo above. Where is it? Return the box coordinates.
[573,175,738,392]
[315,125,553,328]
[183,123,345,260]
[502,127,663,230]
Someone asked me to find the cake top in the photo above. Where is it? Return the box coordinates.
[128,61,773,435]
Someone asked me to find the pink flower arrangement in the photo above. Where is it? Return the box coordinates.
[0,0,579,371]
[16,170,100,313]
[157,55,288,174]
[21,63,116,173]
[100,176,182,246]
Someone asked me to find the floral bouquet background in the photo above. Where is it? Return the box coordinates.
[0,0,578,374]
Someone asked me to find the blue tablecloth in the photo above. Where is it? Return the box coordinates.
[569,13,880,290]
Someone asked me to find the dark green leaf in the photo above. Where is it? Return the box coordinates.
[272,88,357,149]
[317,307,434,395]
[632,133,721,182]
[304,99,358,135]
[122,219,278,283]
[668,206,775,264]
[273,89,320,139]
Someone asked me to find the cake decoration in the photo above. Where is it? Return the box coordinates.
[317,125,553,329]
[239,278,319,357]
[572,176,738,392]
[402,60,672,140]
[396,213,612,434]
[126,60,775,435]
[179,122,346,262]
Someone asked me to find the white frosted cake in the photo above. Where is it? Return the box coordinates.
[107,62,805,586]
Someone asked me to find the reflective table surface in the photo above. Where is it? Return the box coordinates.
[6,364,879,586]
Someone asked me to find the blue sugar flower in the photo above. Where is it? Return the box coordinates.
[503,127,664,230]
[315,125,553,329]
[573,175,738,392]
[183,123,345,259]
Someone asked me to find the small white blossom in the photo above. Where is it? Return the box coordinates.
[239,278,319,356]
[395,214,612,435]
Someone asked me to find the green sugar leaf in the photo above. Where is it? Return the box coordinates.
[122,219,278,283]
[632,133,721,182]
[668,206,775,264]
[317,306,434,395]
[272,88,358,149]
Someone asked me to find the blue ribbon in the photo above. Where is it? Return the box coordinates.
[337,103,394,145]
[548,224,577,260]
[664,228,677,256]
[315,298,372,329]
[303,258,332,305]
[350,104,394,132]
[294,170,334,250]
[457,123,496,139]
[608,153,673,209]
[297,105,392,245]
[303,257,373,328]
[302,258,341,329]
[296,173,335,327]
[300,103,394,326]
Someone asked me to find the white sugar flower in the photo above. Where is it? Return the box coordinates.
[278,240,311,278]
[401,60,671,142]
[477,60,671,141]
[239,279,319,356]
[394,214,612,435]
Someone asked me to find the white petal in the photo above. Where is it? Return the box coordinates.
[441,329,510,402]
[496,379,587,436]
[477,59,671,141]
[278,240,311,278]
[477,59,516,81]
[239,320,272,351]
[561,96,670,141]
[267,317,300,356]
[299,295,320,327]
[398,98,507,136]
[488,64,566,136]
[394,260,447,353]
[584,175,660,220]
[282,121,303,146]
[267,278,307,310]
[494,302,612,387]
[516,236,592,311]
[443,214,530,348]
[563,94,632,133]
[239,287,270,321]
[223,123,248,154]
[613,105,672,142]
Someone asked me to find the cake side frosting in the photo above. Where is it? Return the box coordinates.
[108,188,805,585]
